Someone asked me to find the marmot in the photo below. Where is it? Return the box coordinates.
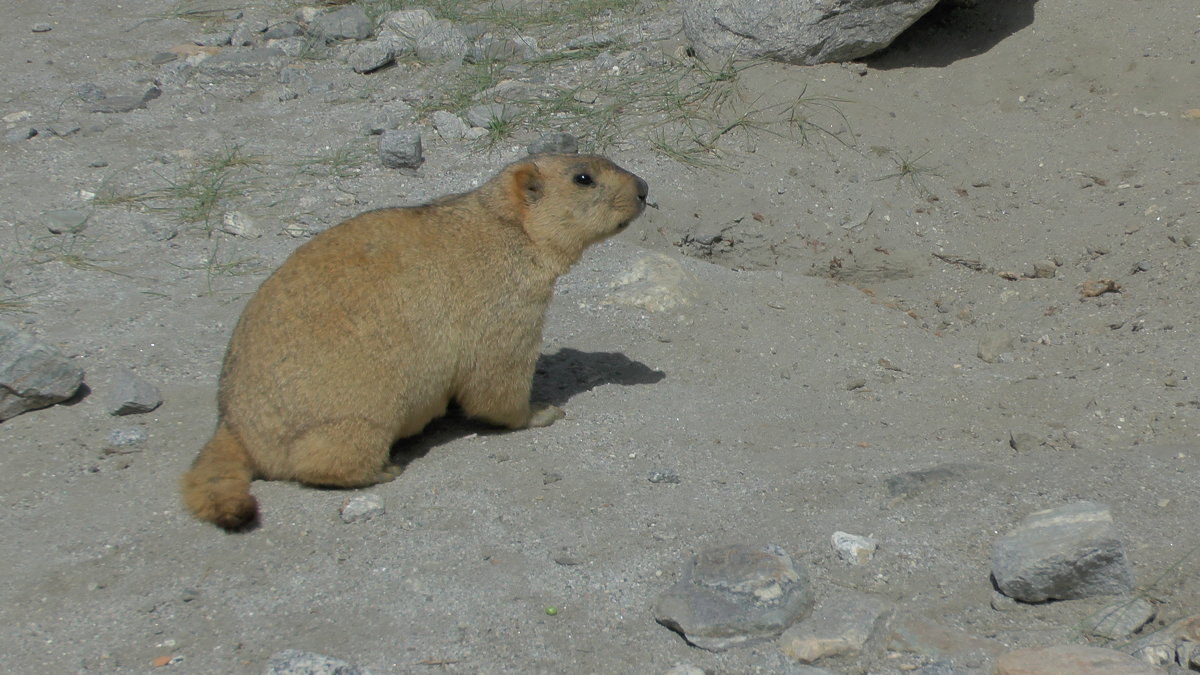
[181,154,648,530]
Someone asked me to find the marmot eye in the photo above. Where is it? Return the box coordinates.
[573,173,595,186]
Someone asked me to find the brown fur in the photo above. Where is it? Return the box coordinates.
[181,154,648,530]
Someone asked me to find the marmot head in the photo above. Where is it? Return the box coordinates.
[504,154,648,272]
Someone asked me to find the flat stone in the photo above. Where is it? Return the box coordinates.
[264,649,377,675]
[312,5,373,41]
[0,322,85,421]
[887,612,1006,663]
[197,47,288,77]
[107,366,162,416]
[977,330,1013,363]
[1124,615,1200,667]
[1081,597,1156,639]
[654,543,815,651]
[991,501,1135,602]
[89,87,161,113]
[779,591,894,664]
[465,103,520,129]
[995,645,1162,675]
[528,132,579,155]
[603,254,696,314]
[43,209,90,234]
[884,463,976,499]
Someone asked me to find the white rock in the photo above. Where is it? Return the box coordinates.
[831,531,877,565]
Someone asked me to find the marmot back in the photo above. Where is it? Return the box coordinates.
[181,154,648,530]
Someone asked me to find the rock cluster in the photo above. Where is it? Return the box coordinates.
[649,502,1176,673]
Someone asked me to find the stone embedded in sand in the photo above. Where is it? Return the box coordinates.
[991,501,1135,602]
[995,645,1162,675]
[340,494,385,524]
[1081,597,1155,640]
[603,254,696,313]
[312,5,373,42]
[977,330,1013,363]
[265,649,378,675]
[779,591,894,664]
[0,321,85,422]
[654,543,815,651]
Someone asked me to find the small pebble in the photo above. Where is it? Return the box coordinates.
[648,470,680,484]
[340,494,385,523]
[32,23,53,33]
[109,427,148,447]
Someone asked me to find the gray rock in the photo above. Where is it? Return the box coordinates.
[156,61,194,90]
[340,494,385,523]
[415,21,469,63]
[231,19,268,47]
[977,330,1012,363]
[89,87,161,113]
[431,110,469,140]
[682,0,941,66]
[349,41,396,73]
[654,543,815,651]
[109,427,148,447]
[313,6,373,41]
[648,470,680,484]
[264,649,377,675]
[5,127,36,143]
[197,47,288,77]
[991,501,1135,602]
[1030,260,1057,278]
[779,591,895,664]
[1124,614,1200,667]
[379,9,435,39]
[528,132,579,155]
[467,35,538,63]
[996,645,1163,675]
[73,82,106,101]
[1081,597,1155,639]
[465,103,519,129]
[0,322,85,421]
[43,209,90,234]
[885,463,974,499]
[108,366,162,416]
[565,33,615,50]
[1008,431,1043,453]
[378,128,423,170]
[264,22,304,40]
[887,611,1006,663]
[32,23,53,33]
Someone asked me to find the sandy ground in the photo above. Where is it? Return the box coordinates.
[1,0,1197,673]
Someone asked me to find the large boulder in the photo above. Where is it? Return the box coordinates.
[681,0,941,65]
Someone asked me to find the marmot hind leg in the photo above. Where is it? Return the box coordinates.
[456,366,562,430]
[286,418,398,487]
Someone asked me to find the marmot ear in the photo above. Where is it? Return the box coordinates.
[512,163,544,205]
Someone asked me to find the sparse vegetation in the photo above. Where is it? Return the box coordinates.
[96,145,263,231]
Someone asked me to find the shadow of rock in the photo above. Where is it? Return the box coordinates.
[390,348,663,465]
[867,0,1038,69]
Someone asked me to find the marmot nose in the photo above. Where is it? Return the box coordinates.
[635,176,649,203]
